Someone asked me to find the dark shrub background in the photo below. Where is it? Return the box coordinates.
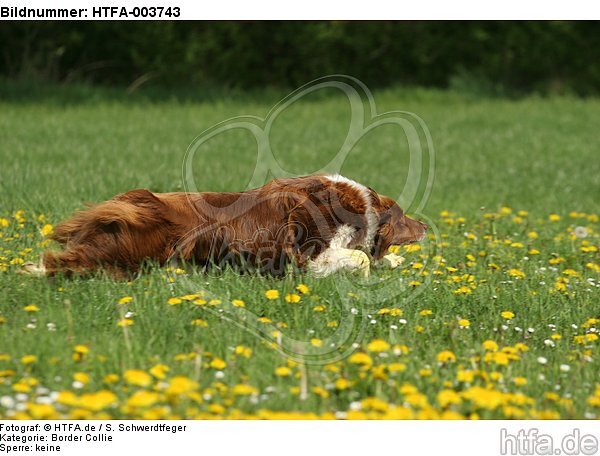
[1,21,598,95]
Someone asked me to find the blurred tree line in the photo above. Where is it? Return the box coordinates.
[0,21,598,95]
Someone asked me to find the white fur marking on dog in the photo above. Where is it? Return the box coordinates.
[329,224,356,249]
[325,174,379,250]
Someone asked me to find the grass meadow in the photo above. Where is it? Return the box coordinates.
[1,82,599,419]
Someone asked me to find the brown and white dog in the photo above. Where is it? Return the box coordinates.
[24,174,427,278]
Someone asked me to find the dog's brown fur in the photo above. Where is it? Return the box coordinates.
[40,175,426,278]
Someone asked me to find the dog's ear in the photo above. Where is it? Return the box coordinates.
[375,194,401,225]
[378,210,392,225]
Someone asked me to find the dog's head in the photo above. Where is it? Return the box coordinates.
[371,195,427,259]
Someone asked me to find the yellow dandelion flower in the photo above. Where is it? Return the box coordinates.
[117,318,134,327]
[419,368,433,377]
[334,378,353,390]
[127,390,160,408]
[167,297,182,305]
[549,256,565,265]
[23,304,39,312]
[388,245,401,254]
[21,354,37,364]
[12,382,31,393]
[482,340,499,351]
[165,376,198,395]
[73,344,89,355]
[275,366,292,377]
[437,350,456,363]
[285,293,301,303]
[231,299,245,307]
[457,370,474,383]
[462,386,504,410]
[453,285,472,295]
[72,344,89,361]
[312,386,329,398]
[123,369,152,387]
[367,339,390,352]
[582,318,599,328]
[103,374,119,384]
[549,214,561,222]
[507,269,525,279]
[377,307,403,316]
[501,311,515,320]
[310,338,322,347]
[231,384,257,396]
[513,377,528,386]
[27,403,57,419]
[40,224,53,236]
[234,345,252,358]
[484,351,509,366]
[458,319,470,328]
[388,362,407,373]
[73,372,90,384]
[348,352,373,368]
[209,358,227,370]
[514,343,529,352]
[265,289,280,299]
[296,284,310,294]
[79,390,117,411]
[149,364,169,379]
[437,389,462,407]
[179,294,199,301]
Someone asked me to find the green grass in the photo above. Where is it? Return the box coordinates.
[0,83,599,419]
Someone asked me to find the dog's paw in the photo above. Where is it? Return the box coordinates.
[18,261,47,277]
[344,249,371,277]
[308,248,371,277]
[382,253,405,268]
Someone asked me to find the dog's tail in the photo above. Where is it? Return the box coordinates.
[51,189,166,244]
